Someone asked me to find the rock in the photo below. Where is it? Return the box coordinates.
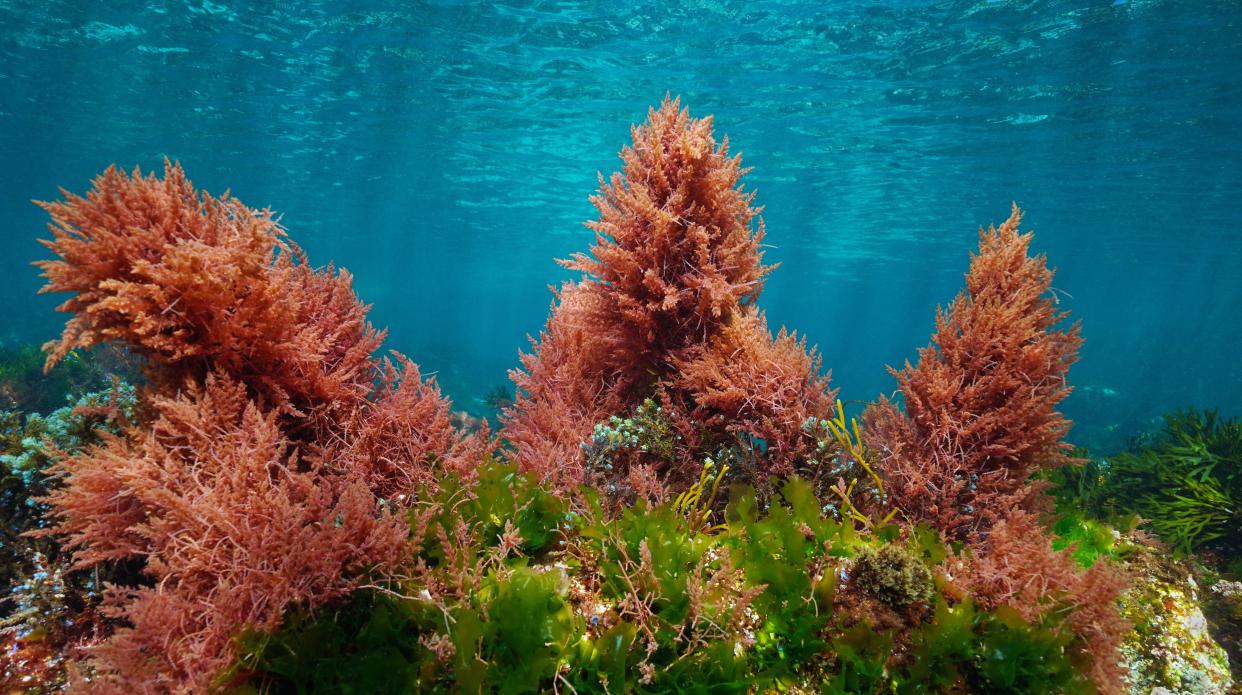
[1119,545,1233,694]
[1201,579,1242,687]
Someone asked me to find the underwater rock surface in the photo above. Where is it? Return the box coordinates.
[1119,545,1233,694]
[1203,579,1242,687]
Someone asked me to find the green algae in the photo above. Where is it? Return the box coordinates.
[232,461,1106,694]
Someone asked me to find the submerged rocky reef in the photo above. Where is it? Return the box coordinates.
[1,98,1237,693]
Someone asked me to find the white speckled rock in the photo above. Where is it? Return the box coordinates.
[1119,546,1233,695]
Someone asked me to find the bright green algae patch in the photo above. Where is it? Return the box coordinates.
[227,462,1100,694]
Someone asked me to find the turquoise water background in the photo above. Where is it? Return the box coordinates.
[1,1,1238,452]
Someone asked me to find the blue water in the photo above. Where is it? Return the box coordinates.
[1,0,1239,452]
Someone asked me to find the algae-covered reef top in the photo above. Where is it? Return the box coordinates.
[4,97,1175,694]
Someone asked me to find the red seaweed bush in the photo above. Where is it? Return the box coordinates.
[561,96,772,362]
[952,509,1129,693]
[336,355,489,502]
[503,97,833,489]
[32,162,477,691]
[43,375,409,690]
[504,283,636,489]
[862,207,1128,693]
[36,162,383,427]
[864,205,1082,539]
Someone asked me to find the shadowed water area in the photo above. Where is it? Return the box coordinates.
[1,0,1239,452]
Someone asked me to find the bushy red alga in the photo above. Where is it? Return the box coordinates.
[503,97,834,491]
[864,205,1081,540]
[34,162,481,691]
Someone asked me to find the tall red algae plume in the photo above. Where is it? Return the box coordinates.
[953,510,1129,693]
[864,205,1082,539]
[865,207,1127,694]
[562,95,773,363]
[33,163,477,690]
[502,97,831,488]
[35,161,384,425]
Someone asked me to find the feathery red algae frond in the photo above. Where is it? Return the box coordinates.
[35,161,384,424]
[862,208,1124,693]
[43,375,409,691]
[33,162,475,691]
[672,309,836,480]
[503,282,635,487]
[335,354,492,501]
[562,95,773,362]
[864,205,1082,539]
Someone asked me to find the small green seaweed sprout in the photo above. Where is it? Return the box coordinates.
[814,400,895,528]
[673,457,729,532]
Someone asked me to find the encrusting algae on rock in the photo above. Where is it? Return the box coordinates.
[1118,544,1232,694]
